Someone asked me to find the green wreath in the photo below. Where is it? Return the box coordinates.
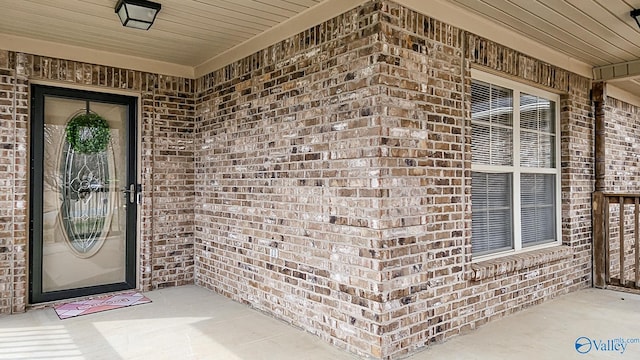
[65,113,111,154]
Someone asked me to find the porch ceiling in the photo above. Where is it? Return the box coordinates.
[450,0,640,67]
[1,0,640,96]
[0,0,323,76]
[446,0,640,96]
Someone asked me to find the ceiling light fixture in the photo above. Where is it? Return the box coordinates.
[115,0,162,31]
[632,8,640,30]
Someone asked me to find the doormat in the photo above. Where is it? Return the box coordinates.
[54,292,151,320]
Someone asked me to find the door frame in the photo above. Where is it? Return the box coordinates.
[29,84,139,304]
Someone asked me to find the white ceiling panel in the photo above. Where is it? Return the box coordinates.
[0,0,322,67]
[448,0,640,67]
[1,0,640,95]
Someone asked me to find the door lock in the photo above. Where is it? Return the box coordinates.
[122,184,142,204]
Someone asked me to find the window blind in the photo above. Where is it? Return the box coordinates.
[471,172,513,255]
[471,81,513,166]
[520,93,555,168]
[521,173,556,246]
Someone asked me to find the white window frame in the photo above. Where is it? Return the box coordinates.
[471,69,562,261]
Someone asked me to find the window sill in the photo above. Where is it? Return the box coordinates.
[469,245,572,281]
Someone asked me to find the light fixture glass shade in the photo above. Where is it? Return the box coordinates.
[115,0,161,30]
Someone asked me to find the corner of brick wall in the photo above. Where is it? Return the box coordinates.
[150,81,196,289]
[375,2,469,356]
[193,1,387,357]
[190,0,596,358]
[373,1,594,358]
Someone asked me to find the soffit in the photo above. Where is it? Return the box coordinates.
[1,0,640,99]
[0,0,322,71]
[448,0,640,67]
[442,0,640,97]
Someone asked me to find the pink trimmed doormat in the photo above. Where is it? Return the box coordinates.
[54,292,151,320]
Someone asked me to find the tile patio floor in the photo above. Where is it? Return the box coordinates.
[1,285,639,359]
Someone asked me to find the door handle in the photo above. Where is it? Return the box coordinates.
[122,184,136,203]
[122,184,142,204]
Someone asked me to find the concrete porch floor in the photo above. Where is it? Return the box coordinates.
[1,286,639,360]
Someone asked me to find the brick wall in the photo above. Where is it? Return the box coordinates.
[374,3,468,356]
[192,1,594,358]
[370,3,593,358]
[150,86,195,289]
[604,97,640,192]
[0,52,28,314]
[0,66,14,314]
[0,51,195,314]
[603,97,640,283]
[558,73,593,292]
[0,1,599,358]
[194,2,386,356]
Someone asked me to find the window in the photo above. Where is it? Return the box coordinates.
[471,71,560,258]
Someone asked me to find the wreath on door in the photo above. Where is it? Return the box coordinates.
[65,113,111,154]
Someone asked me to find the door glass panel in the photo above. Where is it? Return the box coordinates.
[42,97,128,292]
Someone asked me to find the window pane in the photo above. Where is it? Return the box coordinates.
[520,94,539,130]
[472,81,513,126]
[521,207,537,245]
[491,85,513,126]
[472,124,513,166]
[520,93,540,130]
[520,130,538,167]
[540,101,555,134]
[539,134,555,168]
[472,80,513,166]
[520,93,554,133]
[472,124,491,164]
[471,81,490,118]
[538,205,556,242]
[491,127,513,166]
[520,132,555,168]
[520,93,556,169]
[521,173,556,246]
[472,172,513,255]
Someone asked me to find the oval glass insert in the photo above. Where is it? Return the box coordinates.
[59,115,114,258]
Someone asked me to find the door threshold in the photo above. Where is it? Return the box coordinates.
[28,288,143,311]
